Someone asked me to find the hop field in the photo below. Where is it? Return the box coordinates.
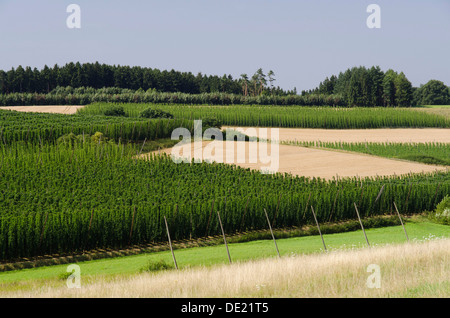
[0,104,448,263]
[0,141,448,261]
[0,109,193,144]
[78,103,450,129]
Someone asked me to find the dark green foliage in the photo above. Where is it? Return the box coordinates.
[0,62,243,95]
[307,66,415,107]
[0,141,448,261]
[0,87,345,107]
[139,107,174,119]
[140,259,175,272]
[201,116,222,130]
[394,72,413,107]
[415,80,450,105]
[104,105,126,117]
[398,155,449,166]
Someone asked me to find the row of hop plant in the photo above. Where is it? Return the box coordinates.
[79,103,450,129]
[0,109,194,144]
[0,88,348,107]
[0,141,448,261]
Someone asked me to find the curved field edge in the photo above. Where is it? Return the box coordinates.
[0,221,448,297]
[152,140,448,180]
[281,141,450,167]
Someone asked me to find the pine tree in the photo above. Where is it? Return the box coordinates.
[382,69,397,106]
[394,72,413,107]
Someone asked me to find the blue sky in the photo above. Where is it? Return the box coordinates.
[1,0,449,91]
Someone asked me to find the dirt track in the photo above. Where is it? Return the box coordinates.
[146,140,447,180]
[224,127,450,144]
[0,105,83,114]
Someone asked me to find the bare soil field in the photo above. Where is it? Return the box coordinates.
[145,140,447,179]
[0,105,84,114]
[224,127,450,144]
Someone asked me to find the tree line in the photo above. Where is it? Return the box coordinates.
[1,63,447,106]
[0,62,293,96]
[304,66,450,106]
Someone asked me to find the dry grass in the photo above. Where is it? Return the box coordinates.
[413,107,450,119]
[3,239,449,298]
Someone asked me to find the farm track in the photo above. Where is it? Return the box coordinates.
[0,105,84,114]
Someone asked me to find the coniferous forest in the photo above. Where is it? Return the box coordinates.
[1,63,448,107]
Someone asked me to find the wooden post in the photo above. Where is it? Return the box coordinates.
[375,184,385,202]
[310,206,327,252]
[164,216,178,270]
[138,138,147,156]
[217,211,232,264]
[354,203,370,247]
[393,202,409,242]
[264,209,280,258]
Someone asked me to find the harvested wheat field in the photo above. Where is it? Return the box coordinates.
[224,127,450,144]
[0,105,84,114]
[146,140,447,179]
[4,239,448,298]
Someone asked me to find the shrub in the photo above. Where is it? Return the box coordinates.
[91,131,107,144]
[104,105,127,117]
[139,107,173,119]
[56,132,108,145]
[58,272,72,280]
[140,259,174,273]
[202,116,222,130]
[433,195,450,225]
